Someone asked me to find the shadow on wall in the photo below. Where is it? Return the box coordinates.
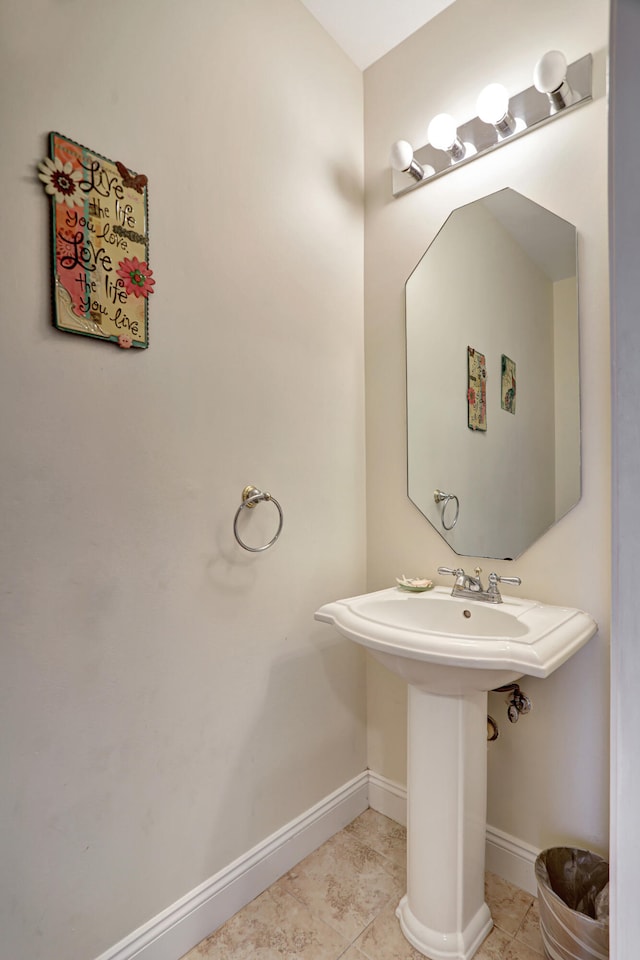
[331,162,364,210]
[203,499,284,594]
[203,634,366,868]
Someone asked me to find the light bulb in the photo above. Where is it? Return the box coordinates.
[476,82,516,137]
[533,50,567,94]
[427,113,458,151]
[390,140,414,172]
[389,140,428,182]
[477,83,509,125]
[533,50,574,111]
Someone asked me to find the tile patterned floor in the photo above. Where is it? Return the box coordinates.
[182,809,544,960]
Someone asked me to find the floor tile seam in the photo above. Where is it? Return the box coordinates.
[274,845,401,957]
[278,847,398,942]
[342,830,406,880]
[280,882,378,947]
[345,820,407,849]
[512,927,544,953]
[349,915,377,960]
[257,887,354,956]
[274,884,360,950]
[337,947,366,960]
[372,857,406,889]
[487,898,535,921]
[274,880,312,912]
[346,819,407,841]
[274,910,351,958]
[377,882,406,915]
[341,827,387,854]
[347,835,396,861]
[512,931,545,957]
[365,839,407,870]
[492,917,527,938]
[510,899,537,940]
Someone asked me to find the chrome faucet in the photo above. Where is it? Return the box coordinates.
[437,566,521,604]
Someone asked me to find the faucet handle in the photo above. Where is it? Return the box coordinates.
[438,566,464,577]
[488,572,522,589]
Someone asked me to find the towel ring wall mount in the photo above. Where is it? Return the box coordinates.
[233,485,284,552]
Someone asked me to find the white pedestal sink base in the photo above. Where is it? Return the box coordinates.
[396,895,492,960]
[399,686,493,960]
[314,586,597,959]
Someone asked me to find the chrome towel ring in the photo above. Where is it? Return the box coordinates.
[434,488,460,531]
[233,485,284,552]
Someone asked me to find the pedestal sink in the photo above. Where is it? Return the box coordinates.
[315,585,597,960]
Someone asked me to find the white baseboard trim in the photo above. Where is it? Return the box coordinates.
[485,825,539,897]
[94,772,369,960]
[368,772,539,897]
[95,769,539,960]
[367,769,407,826]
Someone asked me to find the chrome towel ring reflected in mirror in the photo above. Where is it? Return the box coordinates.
[434,489,460,531]
[233,485,284,552]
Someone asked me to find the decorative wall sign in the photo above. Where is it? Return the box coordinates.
[38,132,153,349]
[467,346,487,431]
[501,354,517,414]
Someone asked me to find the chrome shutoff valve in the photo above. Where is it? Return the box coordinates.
[506,687,532,723]
[494,682,532,724]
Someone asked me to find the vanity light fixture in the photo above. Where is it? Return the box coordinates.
[390,51,593,197]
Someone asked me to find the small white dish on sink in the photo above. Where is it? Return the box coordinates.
[396,576,434,592]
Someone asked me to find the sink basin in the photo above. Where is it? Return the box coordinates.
[315,584,597,960]
[315,585,597,694]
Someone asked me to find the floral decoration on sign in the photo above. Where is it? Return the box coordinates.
[117,256,155,299]
[38,132,152,349]
[37,156,84,208]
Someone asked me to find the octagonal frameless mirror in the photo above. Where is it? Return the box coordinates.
[406,188,580,560]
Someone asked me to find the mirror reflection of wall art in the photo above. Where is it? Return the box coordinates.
[467,346,487,431]
[406,188,580,559]
[37,132,153,350]
[501,354,517,414]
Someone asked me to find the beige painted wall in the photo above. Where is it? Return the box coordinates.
[364,0,610,852]
[0,2,366,958]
